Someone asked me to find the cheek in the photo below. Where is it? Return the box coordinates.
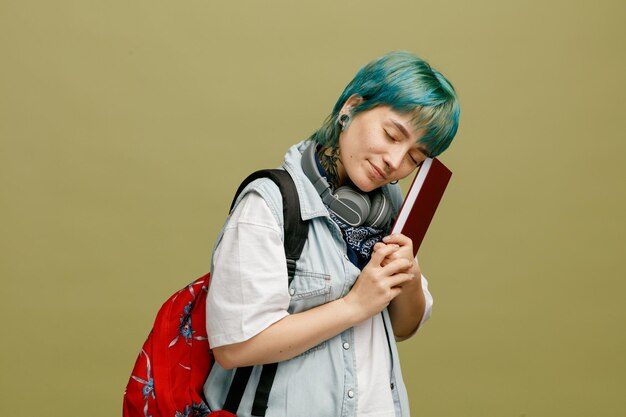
[398,165,418,180]
[339,134,360,160]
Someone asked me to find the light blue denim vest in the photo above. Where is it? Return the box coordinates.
[204,140,411,416]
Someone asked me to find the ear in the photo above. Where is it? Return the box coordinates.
[340,94,364,115]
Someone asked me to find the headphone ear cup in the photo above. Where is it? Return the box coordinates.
[332,186,371,227]
[365,191,392,229]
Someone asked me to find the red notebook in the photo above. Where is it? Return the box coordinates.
[390,158,452,256]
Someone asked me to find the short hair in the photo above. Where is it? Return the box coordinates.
[310,51,460,157]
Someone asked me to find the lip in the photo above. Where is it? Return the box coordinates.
[368,161,387,180]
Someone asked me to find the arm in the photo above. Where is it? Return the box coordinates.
[388,272,426,341]
[214,297,358,369]
[213,244,414,369]
[379,234,428,341]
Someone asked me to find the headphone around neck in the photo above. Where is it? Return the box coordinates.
[301,142,392,228]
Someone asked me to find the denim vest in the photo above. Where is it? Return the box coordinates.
[204,140,411,416]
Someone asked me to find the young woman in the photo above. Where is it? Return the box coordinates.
[204,51,460,417]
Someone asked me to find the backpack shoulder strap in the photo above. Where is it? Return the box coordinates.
[223,169,308,417]
[230,169,308,280]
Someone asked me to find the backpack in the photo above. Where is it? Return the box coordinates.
[123,169,309,417]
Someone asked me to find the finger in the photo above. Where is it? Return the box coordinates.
[381,257,414,275]
[386,247,405,260]
[381,250,402,267]
[389,287,403,300]
[383,233,413,247]
[373,242,386,252]
[370,243,400,266]
[388,272,415,288]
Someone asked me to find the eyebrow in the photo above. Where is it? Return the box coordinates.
[391,119,432,158]
[391,120,410,139]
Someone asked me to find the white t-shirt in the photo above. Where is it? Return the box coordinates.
[207,191,433,417]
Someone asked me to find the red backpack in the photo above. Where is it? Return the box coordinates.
[123,169,309,417]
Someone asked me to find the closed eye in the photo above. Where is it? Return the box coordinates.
[407,154,420,166]
[409,149,428,166]
[384,130,399,142]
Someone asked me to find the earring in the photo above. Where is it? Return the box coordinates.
[338,113,351,131]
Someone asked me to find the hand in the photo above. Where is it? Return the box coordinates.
[343,243,415,322]
[377,233,421,282]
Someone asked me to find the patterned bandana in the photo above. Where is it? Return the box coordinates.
[327,208,387,270]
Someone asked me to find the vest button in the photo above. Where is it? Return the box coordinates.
[289,288,296,296]
[347,390,354,398]
[343,342,350,350]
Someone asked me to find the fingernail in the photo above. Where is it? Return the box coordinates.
[383,236,390,241]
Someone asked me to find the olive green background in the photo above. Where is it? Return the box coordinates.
[1,1,624,416]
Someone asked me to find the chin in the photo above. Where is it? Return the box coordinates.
[347,166,382,192]
[352,178,381,193]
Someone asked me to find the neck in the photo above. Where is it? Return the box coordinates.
[316,145,346,189]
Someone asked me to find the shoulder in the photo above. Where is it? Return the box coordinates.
[231,177,285,229]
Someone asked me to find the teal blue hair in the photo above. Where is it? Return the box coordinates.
[310,51,460,157]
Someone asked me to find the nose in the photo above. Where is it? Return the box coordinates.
[383,147,405,172]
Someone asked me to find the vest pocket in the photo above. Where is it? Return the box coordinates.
[288,271,331,313]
